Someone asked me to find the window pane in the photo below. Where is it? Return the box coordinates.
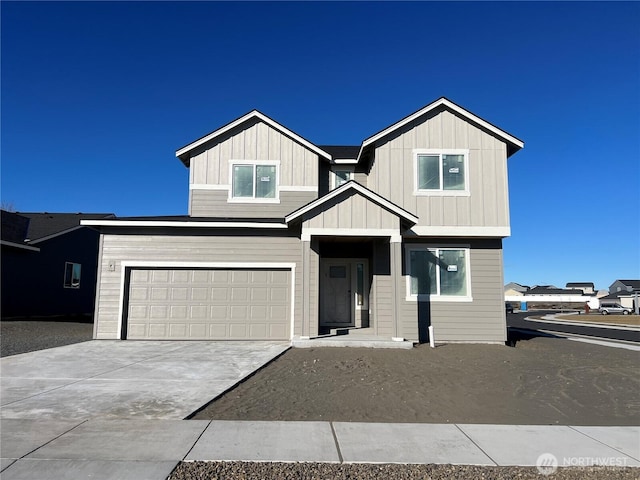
[255,165,276,198]
[72,263,81,287]
[417,155,440,190]
[439,249,467,296]
[233,165,254,198]
[442,154,465,190]
[335,170,350,187]
[410,250,436,295]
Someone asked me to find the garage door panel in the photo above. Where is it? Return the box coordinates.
[126,268,290,340]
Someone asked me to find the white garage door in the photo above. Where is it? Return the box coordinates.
[125,268,290,340]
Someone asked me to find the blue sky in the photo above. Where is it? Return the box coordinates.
[2,2,639,291]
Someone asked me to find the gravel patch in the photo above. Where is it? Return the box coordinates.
[169,461,637,480]
[1,317,93,357]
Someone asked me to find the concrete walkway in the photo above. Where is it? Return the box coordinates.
[1,419,638,479]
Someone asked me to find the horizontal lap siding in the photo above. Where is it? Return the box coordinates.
[190,190,316,218]
[94,232,303,339]
[398,239,506,343]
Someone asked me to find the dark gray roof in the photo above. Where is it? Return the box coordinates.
[318,145,360,160]
[1,211,31,243]
[526,286,584,295]
[613,280,640,290]
[14,212,114,241]
[107,215,285,223]
[566,282,594,288]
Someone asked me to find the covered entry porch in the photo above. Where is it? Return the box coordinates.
[284,181,418,346]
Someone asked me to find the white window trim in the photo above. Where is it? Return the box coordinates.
[331,166,355,190]
[413,149,470,197]
[228,159,280,203]
[404,244,472,302]
[63,262,81,289]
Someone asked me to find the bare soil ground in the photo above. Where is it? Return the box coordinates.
[0,317,93,357]
[192,333,639,426]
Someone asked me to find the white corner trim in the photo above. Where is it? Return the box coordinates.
[407,226,511,237]
[176,110,332,161]
[81,220,288,229]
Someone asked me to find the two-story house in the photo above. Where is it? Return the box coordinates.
[84,97,524,344]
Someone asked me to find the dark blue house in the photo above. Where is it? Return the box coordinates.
[1,211,114,318]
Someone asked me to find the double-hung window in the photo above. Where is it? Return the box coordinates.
[406,245,471,301]
[414,149,469,195]
[230,161,278,201]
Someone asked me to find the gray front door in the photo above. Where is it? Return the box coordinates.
[320,261,354,327]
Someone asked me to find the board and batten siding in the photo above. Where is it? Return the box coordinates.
[397,239,506,343]
[189,118,320,217]
[94,231,303,339]
[368,108,510,229]
[303,191,399,230]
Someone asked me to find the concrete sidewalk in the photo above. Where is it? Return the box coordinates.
[1,419,638,479]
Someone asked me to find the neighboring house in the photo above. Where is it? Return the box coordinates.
[84,97,524,344]
[566,282,595,295]
[602,280,640,309]
[504,282,529,297]
[525,286,584,296]
[1,211,114,318]
[609,280,640,294]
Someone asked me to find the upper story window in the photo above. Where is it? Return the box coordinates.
[331,167,354,189]
[414,149,469,196]
[230,161,279,202]
[405,245,471,301]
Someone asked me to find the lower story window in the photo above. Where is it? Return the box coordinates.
[406,246,470,300]
[64,262,81,288]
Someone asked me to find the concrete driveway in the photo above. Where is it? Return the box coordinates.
[1,340,289,420]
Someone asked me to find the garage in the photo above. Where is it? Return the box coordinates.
[124,268,291,340]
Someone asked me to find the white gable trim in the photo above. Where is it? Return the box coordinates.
[358,97,524,160]
[176,110,332,161]
[1,240,40,252]
[285,181,419,225]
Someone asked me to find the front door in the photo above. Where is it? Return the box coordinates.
[320,261,353,327]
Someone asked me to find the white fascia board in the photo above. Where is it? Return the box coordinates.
[176,110,332,161]
[0,240,40,252]
[285,181,419,225]
[81,220,288,229]
[360,97,524,155]
[333,159,358,165]
[28,226,85,244]
[407,226,511,238]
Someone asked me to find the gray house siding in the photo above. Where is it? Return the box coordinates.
[188,118,320,217]
[397,238,506,343]
[94,230,303,339]
[367,108,510,230]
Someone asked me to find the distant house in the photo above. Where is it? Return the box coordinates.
[609,280,640,294]
[504,282,529,296]
[566,282,595,295]
[526,286,584,296]
[604,280,640,310]
[1,211,114,318]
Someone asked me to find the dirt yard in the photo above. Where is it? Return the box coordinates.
[192,334,639,426]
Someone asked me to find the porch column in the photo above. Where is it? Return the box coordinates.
[301,240,311,339]
[389,236,403,340]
